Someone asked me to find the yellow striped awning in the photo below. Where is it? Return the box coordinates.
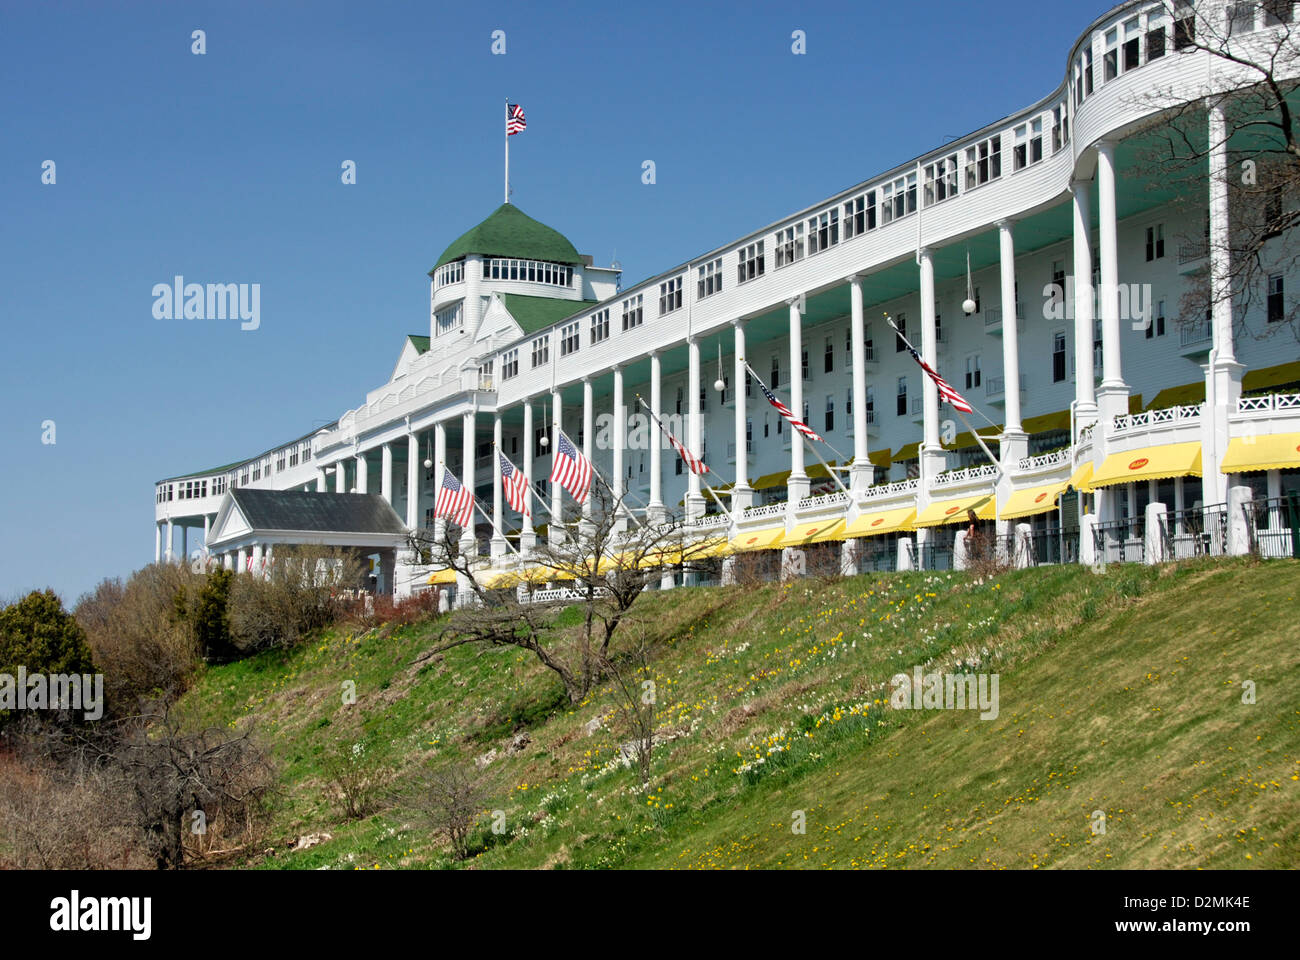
[728,525,786,552]
[752,470,791,490]
[779,518,847,548]
[1002,481,1069,520]
[1092,442,1203,488]
[892,442,921,463]
[1146,382,1205,411]
[686,536,733,559]
[844,506,916,538]
[1067,460,1094,492]
[869,448,893,469]
[426,568,457,585]
[1022,408,1071,434]
[1221,433,1300,473]
[482,570,523,589]
[1243,360,1300,392]
[915,493,997,528]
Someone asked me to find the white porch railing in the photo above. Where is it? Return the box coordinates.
[796,491,849,511]
[1017,448,1072,472]
[741,502,787,521]
[859,477,919,502]
[1112,403,1203,435]
[686,513,731,530]
[1238,392,1300,414]
[932,462,999,487]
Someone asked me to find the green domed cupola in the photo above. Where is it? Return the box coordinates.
[431,204,583,273]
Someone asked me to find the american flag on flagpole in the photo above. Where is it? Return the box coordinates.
[756,377,825,444]
[499,451,530,517]
[905,345,975,414]
[506,103,526,135]
[435,469,475,529]
[653,414,706,476]
[549,432,592,503]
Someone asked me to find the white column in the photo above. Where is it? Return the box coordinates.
[491,415,506,557]
[550,390,563,540]
[237,546,247,573]
[155,523,162,563]
[997,221,1025,445]
[166,518,174,562]
[434,422,447,544]
[521,401,536,549]
[202,513,211,556]
[1096,142,1126,395]
[380,443,393,503]
[612,366,626,517]
[316,467,327,492]
[181,525,188,563]
[687,338,704,517]
[649,352,664,519]
[848,275,872,492]
[787,298,809,501]
[406,432,419,529]
[919,248,940,451]
[251,543,263,577]
[462,412,476,550]
[1205,101,1246,506]
[582,378,594,522]
[733,320,754,511]
[1071,180,1097,420]
[334,462,346,493]
[355,452,368,494]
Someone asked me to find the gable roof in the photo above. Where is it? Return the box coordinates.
[229,489,407,535]
[432,204,583,271]
[501,293,595,335]
[406,334,431,354]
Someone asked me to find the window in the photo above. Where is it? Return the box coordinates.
[746,418,752,453]
[881,173,917,224]
[802,400,809,425]
[924,154,959,204]
[965,354,982,390]
[843,192,876,238]
[1147,299,1166,338]
[824,395,834,433]
[865,386,875,423]
[745,369,752,397]
[971,286,981,315]
[1052,332,1067,383]
[774,223,805,268]
[435,259,464,287]
[533,428,548,458]
[1104,28,1118,82]
[560,321,580,356]
[801,348,809,381]
[894,314,907,352]
[697,259,722,299]
[1052,103,1069,152]
[276,453,285,471]
[1174,5,1196,50]
[771,355,780,389]
[621,293,643,331]
[486,258,572,287]
[1269,274,1285,322]
[289,449,298,467]
[1123,17,1141,70]
[1228,3,1256,35]
[1084,48,1094,94]
[896,377,908,416]
[434,302,463,336]
[844,326,852,369]
[965,136,1002,189]
[502,348,519,380]
[865,323,875,361]
[1013,120,1043,170]
[675,386,683,415]
[737,241,765,283]
[658,276,682,315]
[824,335,834,373]
[1145,224,1165,261]
[531,335,549,368]
[808,209,839,254]
[845,387,852,418]
[1265,0,1295,26]
[1051,260,1066,310]
[589,308,610,344]
[479,359,494,388]
[1147,19,1166,59]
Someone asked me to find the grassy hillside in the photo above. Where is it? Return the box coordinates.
[174,557,1300,869]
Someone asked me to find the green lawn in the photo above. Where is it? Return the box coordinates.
[174,557,1300,870]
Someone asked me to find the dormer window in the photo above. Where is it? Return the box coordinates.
[435,302,463,337]
[486,258,573,287]
[435,259,464,287]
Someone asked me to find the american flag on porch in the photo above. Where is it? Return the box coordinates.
[435,469,475,529]
[757,378,825,444]
[654,415,706,476]
[499,451,530,517]
[549,432,592,504]
[905,345,975,414]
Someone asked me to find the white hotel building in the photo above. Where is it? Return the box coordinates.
[156,0,1300,594]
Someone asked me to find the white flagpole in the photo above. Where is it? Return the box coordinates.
[504,99,509,203]
[634,396,732,518]
[741,359,853,498]
[558,428,644,529]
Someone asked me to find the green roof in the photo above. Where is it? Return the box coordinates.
[501,294,594,335]
[406,334,430,354]
[432,204,582,271]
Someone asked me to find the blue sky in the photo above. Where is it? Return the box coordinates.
[0,0,1090,604]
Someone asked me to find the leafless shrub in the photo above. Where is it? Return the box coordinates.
[227,545,365,653]
[414,764,484,861]
[319,736,390,821]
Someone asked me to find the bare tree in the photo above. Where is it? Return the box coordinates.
[407,483,715,704]
[1130,1,1300,342]
[414,764,484,861]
